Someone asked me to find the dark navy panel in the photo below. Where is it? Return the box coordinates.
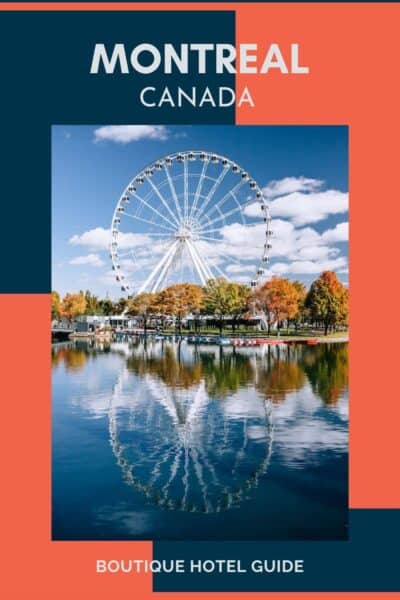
[0,11,235,292]
[153,509,400,592]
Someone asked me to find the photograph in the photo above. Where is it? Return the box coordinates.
[51,124,349,541]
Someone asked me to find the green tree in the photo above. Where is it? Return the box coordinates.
[226,282,251,332]
[114,297,128,315]
[99,297,114,316]
[202,278,232,334]
[306,271,348,335]
[84,290,101,315]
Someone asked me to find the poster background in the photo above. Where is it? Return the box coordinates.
[1,2,400,598]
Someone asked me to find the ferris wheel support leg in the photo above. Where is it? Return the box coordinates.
[189,240,214,280]
[152,241,181,292]
[186,239,214,284]
[138,240,179,294]
[185,239,207,285]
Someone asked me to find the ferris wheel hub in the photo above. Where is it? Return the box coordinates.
[175,225,193,240]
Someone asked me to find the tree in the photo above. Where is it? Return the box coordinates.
[84,290,101,315]
[126,292,158,333]
[161,284,203,333]
[51,291,61,321]
[202,278,232,334]
[227,283,251,332]
[305,271,348,335]
[114,297,128,315]
[99,297,114,316]
[60,292,87,323]
[291,280,307,331]
[253,277,300,335]
[152,290,172,331]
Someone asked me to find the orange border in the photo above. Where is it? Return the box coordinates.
[234,1,400,508]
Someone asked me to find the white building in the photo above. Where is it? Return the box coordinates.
[75,315,134,332]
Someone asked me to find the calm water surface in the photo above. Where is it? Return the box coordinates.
[52,338,348,540]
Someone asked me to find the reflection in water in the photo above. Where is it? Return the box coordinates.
[110,368,273,513]
[302,343,349,405]
[52,339,348,537]
[52,340,112,371]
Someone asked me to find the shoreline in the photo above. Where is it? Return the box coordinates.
[54,332,348,344]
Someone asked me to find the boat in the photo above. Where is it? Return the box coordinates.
[215,337,232,346]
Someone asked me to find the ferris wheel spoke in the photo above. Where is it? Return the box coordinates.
[195,200,249,232]
[164,162,183,222]
[148,441,181,487]
[130,192,178,230]
[196,234,220,243]
[197,179,247,227]
[203,260,227,280]
[193,165,230,222]
[161,446,185,496]
[183,158,189,221]
[145,231,175,238]
[190,446,212,513]
[124,212,176,234]
[188,157,209,222]
[145,176,181,227]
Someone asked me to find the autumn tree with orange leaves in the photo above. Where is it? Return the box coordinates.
[126,292,158,334]
[59,292,87,323]
[160,283,203,333]
[253,277,300,335]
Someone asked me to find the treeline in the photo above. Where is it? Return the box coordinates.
[52,290,128,322]
[52,270,348,336]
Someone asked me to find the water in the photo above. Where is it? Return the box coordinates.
[52,338,348,540]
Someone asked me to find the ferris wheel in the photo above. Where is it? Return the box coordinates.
[110,151,272,295]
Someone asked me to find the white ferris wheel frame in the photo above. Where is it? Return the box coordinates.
[110,150,273,295]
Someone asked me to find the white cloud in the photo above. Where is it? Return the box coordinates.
[263,177,323,199]
[69,227,152,251]
[268,255,347,276]
[69,227,110,250]
[321,221,349,243]
[195,218,348,272]
[270,190,348,226]
[69,253,105,267]
[288,245,339,262]
[94,125,169,144]
[225,264,255,273]
[243,202,264,218]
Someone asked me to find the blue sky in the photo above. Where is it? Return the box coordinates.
[52,125,348,299]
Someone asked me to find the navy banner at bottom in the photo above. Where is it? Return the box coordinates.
[153,509,400,592]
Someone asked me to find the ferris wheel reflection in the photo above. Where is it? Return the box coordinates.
[109,341,274,513]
